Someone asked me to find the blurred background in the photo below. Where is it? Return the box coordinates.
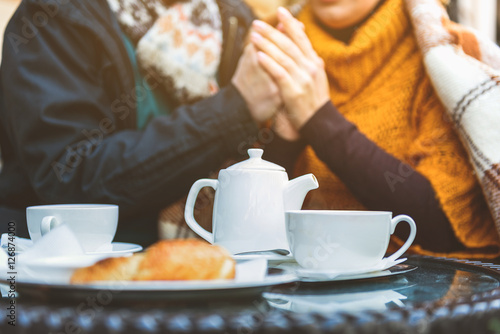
[0,0,499,63]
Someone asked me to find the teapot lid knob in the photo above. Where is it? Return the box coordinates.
[248,148,264,160]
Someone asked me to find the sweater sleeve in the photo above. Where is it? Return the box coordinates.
[298,101,464,253]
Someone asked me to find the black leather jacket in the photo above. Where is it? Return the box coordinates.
[0,0,257,243]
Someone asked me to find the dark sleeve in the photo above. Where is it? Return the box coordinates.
[0,3,258,219]
[300,102,464,253]
[262,134,306,178]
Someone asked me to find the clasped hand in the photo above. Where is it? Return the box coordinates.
[232,7,330,140]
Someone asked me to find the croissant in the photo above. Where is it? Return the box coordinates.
[71,239,235,283]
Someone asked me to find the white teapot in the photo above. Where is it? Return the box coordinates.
[184,148,319,254]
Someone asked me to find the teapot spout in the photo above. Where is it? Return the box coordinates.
[284,174,319,211]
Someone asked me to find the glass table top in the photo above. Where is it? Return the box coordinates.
[264,256,500,314]
[4,256,500,333]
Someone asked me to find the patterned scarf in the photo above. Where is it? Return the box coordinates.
[107,0,223,106]
[406,0,500,241]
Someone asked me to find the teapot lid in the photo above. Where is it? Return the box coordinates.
[227,149,285,171]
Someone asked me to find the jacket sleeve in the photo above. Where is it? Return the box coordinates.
[0,2,258,217]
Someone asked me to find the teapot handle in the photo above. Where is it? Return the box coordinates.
[184,179,218,243]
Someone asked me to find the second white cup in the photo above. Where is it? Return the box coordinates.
[285,210,417,271]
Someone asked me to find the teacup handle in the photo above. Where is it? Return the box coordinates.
[385,215,417,262]
[40,216,61,236]
[184,179,218,243]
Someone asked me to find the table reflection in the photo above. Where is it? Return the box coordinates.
[265,288,408,313]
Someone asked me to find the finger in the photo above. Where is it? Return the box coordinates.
[249,44,283,89]
[252,20,307,68]
[256,50,296,95]
[276,16,304,33]
[254,36,314,101]
[277,7,317,61]
[250,31,303,79]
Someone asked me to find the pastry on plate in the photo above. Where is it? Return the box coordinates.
[71,239,235,283]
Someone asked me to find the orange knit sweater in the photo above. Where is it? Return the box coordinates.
[294,0,500,258]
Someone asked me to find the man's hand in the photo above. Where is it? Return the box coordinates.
[232,43,283,124]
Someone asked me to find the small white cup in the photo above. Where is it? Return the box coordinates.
[26,204,118,253]
[285,210,416,271]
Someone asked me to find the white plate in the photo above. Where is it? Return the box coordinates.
[273,258,416,282]
[85,242,143,255]
[4,243,142,285]
[1,259,297,301]
[3,269,296,302]
[18,254,116,283]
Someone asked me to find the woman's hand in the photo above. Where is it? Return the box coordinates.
[232,43,283,124]
[250,7,330,129]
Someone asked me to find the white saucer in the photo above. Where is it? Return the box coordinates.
[85,242,143,255]
[233,253,295,262]
[274,258,410,282]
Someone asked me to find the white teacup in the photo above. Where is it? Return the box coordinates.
[26,204,118,253]
[285,210,417,271]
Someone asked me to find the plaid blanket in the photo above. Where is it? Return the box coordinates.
[406,0,500,237]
